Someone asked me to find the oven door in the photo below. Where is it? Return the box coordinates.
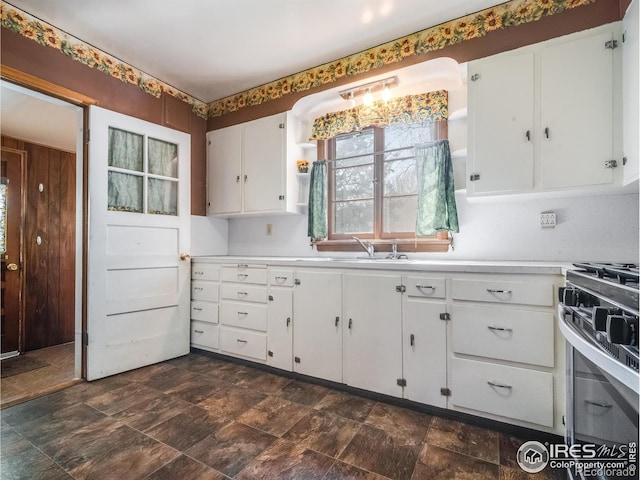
[560,307,639,480]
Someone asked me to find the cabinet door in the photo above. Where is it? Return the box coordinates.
[343,273,403,398]
[539,31,615,189]
[243,113,285,213]
[267,287,293,371]
[208,126,242,214]
[467,52,534,195]
[403,298,447,407]
[292,270,342,382]
[623,0,639,186]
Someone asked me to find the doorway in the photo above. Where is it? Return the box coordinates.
[0,81,84,407]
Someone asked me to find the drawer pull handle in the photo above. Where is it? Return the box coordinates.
[193,307,203,312]
[238,292,248,297]
[275,276,288,282]
[238,274,248,279]
[237,339,248,344]
[585,400,612,409]
[487,325,513,332]
[194,271,204,275]
[416,285,435,292]
[194,287,203,291]
[486,289,512,294]
[487,381,512,390]
[238,264,248,268]
[238,311,248,316]
[194,329,204,334]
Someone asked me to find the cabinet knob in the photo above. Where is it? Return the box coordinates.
[236,175,240,183]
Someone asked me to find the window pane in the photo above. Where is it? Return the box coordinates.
[384,159,417,196]
[385,122,435,152]
[383,196,417,233]
[148,178,178,216]
[148,138,178,178]
[335,164,373,201]
[334,200,373,234]
[335,130,374,167]
[108,127,143,171]
[108,171,143,212]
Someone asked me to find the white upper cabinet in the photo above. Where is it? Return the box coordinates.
[467,24,622,197]
[623,0,640,186]
[207,112,303,217]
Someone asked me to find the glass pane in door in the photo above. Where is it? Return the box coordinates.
[108,128,143,171]
[108,171,143,212]
[148,138,178,178]
[148,178,177,215]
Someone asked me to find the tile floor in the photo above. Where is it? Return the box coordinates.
[0,352,565,480]
[1,342,78,408]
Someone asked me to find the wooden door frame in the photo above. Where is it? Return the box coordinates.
[1,146,26,356]
[1,64,97,380]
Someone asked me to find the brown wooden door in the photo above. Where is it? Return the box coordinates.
[1,147,26,355]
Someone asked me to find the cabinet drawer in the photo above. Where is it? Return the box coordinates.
[269,269,294,287]
[191,321,219,350]
[220,301,267,331]
[191,280,219,302]
[403,277,446,299]
[191,263,220,281]
[191,301,219,324]
[451,305,554,367]
[451,278,553,306]
[450,357,554,427]
[221,265,267,285]
[220,326,267,361]
[220,284,268,303]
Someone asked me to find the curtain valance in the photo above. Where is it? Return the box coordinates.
[309,90,448,141]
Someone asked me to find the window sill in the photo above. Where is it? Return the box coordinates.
[313,234,451,253]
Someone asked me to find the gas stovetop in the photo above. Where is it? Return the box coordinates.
[572,262,639,286]
[567,263,639,313]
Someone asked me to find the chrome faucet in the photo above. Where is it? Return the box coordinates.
[351,236,374,258]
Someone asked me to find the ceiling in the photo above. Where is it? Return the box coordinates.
[5,0,502,102]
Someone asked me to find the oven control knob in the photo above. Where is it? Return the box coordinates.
[606,315,638,346]
[561,288,579,307]
[593,307,611,332]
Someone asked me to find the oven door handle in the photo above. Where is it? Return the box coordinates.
[584,399,613,409]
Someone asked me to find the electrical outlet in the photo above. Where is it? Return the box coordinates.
[266,223,273,236]
[539,212,556,228]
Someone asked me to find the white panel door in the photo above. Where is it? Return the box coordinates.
[343,273,403,398]
[87,106,191,380]
[539,31,615,189]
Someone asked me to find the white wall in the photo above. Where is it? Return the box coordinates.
[227,192,639,263]
[191,215,228,256]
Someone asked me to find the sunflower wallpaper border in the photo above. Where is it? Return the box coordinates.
[1,0,596,120]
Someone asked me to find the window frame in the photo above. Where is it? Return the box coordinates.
[319,121,449,252]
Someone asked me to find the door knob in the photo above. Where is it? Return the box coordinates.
[179,253,190,261]
[6,263,18,271]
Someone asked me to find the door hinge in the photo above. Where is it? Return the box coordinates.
[622,31,626,43]
[278,195,285,200]
[268,350,274,357]
[396,285,406,293]
[268,295,274,301]
[469,174,480,182]
[562,415,566,426]
[84,129,90,144]
[439,312,450,321]
[440,387,451,396]
[623,157,628,166]
[279,123,285,129]
[294,356,301,363]
[82,332,89,346]
[397,378,407,387]
[294,279,301,285]
[605,39,618,49]
[604,160,618,169]
[470,73,480,82]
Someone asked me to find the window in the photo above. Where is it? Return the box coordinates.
[327,121,445,241]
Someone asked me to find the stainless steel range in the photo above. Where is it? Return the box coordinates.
[558,263,639,480]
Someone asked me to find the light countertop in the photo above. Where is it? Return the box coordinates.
[192,256,573,275]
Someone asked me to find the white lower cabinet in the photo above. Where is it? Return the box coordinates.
[267,269,293,371]
[292,270,342,383]
[343,273,403,398]
[220,326,267,361]
[190,264,220,353]
[450,357,554,427]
